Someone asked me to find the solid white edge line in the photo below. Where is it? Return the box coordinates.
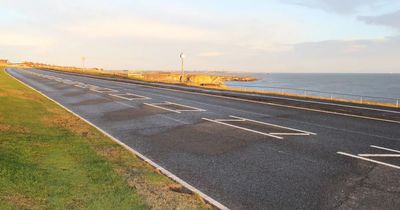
[337,152,400,170]
[370,145,400,154]
[230,115,317,135]
[27,68,400,124]
[143,103,181,113]
[6,69,229,210]
[358,154,400,157]
[202,118,283,140]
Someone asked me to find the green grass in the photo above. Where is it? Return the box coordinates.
[0,67,208,210]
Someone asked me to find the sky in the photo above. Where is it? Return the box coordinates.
[1,0,400,73]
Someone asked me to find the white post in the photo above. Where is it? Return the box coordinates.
[81,56,86,69]
[180,53,185,83]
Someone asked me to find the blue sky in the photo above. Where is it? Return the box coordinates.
[1,0,400,72]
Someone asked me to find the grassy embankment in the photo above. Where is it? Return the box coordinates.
[0,67,209,209]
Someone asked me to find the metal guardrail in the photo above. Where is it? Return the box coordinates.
[226,84,400,107]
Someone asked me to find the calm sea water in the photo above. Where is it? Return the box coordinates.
[225,73,400,103]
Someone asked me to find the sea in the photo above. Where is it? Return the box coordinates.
[225,73,400,104]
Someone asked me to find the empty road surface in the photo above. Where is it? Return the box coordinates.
[7,68,400,210]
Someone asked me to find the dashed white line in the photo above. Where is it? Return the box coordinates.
[358,154,400,157]
[337,151,400,170]
[370,145,400,154]
[269,133,311,136]
[164,101,206,111]
[144,103,181,113]
[109,93,151,100]
[202,117,283,139]
[90,87,118,93]
[230,115,316,135]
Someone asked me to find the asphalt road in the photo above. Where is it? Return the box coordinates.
[7,68,400,210]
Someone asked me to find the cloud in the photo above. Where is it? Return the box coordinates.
[271,36,400,72]
[0,31,54,47]
[358,10,400,29]
[64,17,221,42]
[281,0,391,14]
[197,52,224,57]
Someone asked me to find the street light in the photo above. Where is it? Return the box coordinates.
[81,56,86,69]
[180,53,185,82]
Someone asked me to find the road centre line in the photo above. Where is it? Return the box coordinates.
[337,152,400,170]
[202,117,283,139]
[230,115,316,135]
[371,145,400,154]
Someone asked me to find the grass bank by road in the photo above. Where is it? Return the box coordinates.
[0,67,209,209]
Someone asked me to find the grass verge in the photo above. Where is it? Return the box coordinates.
[0,67,209,209]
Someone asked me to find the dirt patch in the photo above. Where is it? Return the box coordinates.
[94,144,210,209]
[123,168,208,210]
[2,193,39,210]
[102,105,167,121]
[0,124,31,134]
[0,89,40,101]
[168,184,193,195]
[42,107,97,139]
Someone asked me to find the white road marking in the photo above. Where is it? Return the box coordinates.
[74,84,87,88]
[370,145,400,154]
[7,68,229,210]
[230,115,316,135]
[202,117,284,139]
[358,154,400,157]
[109,93,151,100]
[90,87,118,93]
[337,152,400,170]
[144,101,205,113]
[213,119,246,122]
[164,101,206,111]
[269,133,311,136]
[144,103,181,113]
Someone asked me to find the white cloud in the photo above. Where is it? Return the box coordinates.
[281,0,392,14]
[197,52,224,57]
[65,17,221,42]
[0,31,54,47]
[359,10,400,29]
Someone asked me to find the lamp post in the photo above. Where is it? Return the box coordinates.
[81,56,86,69]
[180,53,185,83]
